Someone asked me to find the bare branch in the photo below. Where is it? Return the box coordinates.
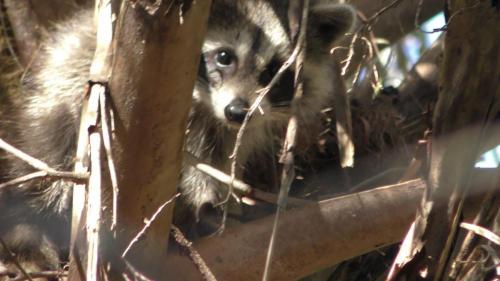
[0,138,89,189]
[460,223,500,246]
[166,180,426,281]
[0,170,88,190]
[183,151,251,195]
[86,129,102,281]
[122,193,181,258]
[171,225,217,281]
[263,1,309,280]
[8,271,67,281]
[99,90,119,231]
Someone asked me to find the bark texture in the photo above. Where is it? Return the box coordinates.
[107,1,211,279]
[166,180,425,281]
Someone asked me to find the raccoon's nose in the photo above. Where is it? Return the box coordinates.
[224,98,249,123]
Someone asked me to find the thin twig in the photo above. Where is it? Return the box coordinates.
[0,138,89,189]
[0,170,88,189]
[341,32,359,76]
[460,223,500,246]
[365,0,404,25]
[183,151,251,195]
[0,171,46,189]
[99,90,119,231]
[86,129,103,281]
[121,259,154,281]
[171,225,217,281]
[262,0,309,280]
[121,193,181,258]
[449,180,498,278]
[342,0,401,78]
[9,270,67,281]
[0,139,66,175]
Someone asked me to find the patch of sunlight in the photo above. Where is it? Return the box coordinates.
[378,12,445,88]
[475,145,500,168]
[421,12,446,47]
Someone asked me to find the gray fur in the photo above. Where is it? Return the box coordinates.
[0,0,355,274]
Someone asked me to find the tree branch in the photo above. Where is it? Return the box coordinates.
[166,180,425,281]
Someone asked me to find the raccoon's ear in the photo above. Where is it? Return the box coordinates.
[308,4,356,49]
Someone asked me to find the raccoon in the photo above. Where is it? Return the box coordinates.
[0,0,355,277]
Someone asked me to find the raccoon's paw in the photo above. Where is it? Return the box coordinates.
[0,223,63,281]
[0,259,54,281]
[195,202,224,237]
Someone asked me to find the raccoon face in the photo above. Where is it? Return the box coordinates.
[194,0,355,128]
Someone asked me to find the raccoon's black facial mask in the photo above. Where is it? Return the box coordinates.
[258,57,295,107]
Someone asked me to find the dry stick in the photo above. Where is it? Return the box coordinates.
[69,83,101,279]
[434,125,495,281]
[262,1,309,280]
[9,271,68,281]
[340,32,359,76]
[359,36,381,90]
[184,151,312,206]
[121,259,154,281]
[342,0,404,76]
[365,0,404,24]
[166,180,427,280]
[0,138,89,190]
[0,238,33,281]
[121,193,181,258]
[99,90,119,231]
[460,223,500,246]
[170,225,217,281]
[87,113,103,281]
[449,177,498,278]
[81,1,114,280]
[184,151,251,195]
[0,171,46,189]
[0,138,47,168]
[0,170,89,189]
[0,138,88,180]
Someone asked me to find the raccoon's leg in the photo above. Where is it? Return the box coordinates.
[175,164,229,238]
[0,196,68,281]
[0,100,78,277]
[0,219,68,281]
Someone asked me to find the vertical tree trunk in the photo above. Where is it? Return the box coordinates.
[108,0,211,279]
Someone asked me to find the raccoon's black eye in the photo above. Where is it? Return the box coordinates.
[215,50,235,67]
